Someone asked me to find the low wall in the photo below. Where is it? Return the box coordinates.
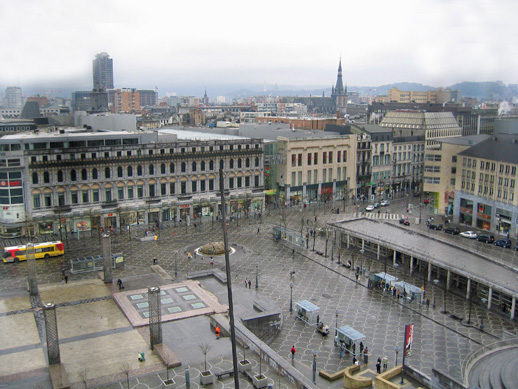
[343,364,372,388]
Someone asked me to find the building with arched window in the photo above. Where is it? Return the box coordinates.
[0,128,264,237]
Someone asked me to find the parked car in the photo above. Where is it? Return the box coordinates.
[444,227,460,235]
[460,231,478,239]
[374,202,380,208]
[477,234,495,244]
[428,223,443,230]
[365,205,375,211]
[494,239,512,248]
[399,218,410,226]
[380,199,390,206]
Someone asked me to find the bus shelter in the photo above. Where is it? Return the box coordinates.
[273,227,307,248]
[295,300,320,325]
[368,272,398,289]
[70,252,124,274]
[334,325,365,356]
[393,281,424,303]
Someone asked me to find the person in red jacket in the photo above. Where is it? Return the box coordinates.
[291,345,296,360]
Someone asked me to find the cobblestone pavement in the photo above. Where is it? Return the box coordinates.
[1,198,517,388]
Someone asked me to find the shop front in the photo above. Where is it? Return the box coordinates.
[496,208,513,236]
[252,196,263,212]
[321,184,333,202]
[459,198,474,226]
[38,221,54,236]
[476,203,492,231]
[179,204,191,221]
[103,212,117,228]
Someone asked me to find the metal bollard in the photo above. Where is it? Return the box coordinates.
[185,367,190,387]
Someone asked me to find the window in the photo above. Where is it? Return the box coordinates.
[44,194,52,207]
[92,168,98,180]
[161,183,166,195]
[181,182,186,194]
[200,180,206,191]
[82,190,89,203]
[192,181,197,192]
[137,185,143,198]
[149,184,155,197]
[192,161,197,172]
[127,186,134,199]
[170,163,175,173]
[337,151,341,163]
[210,160,214,170]
[297,154,302,167]
[149,164,154,175]
[58,192,65,206]
[329,151,332,163]
[170,182,175,194]
[118,187,124,200]
[161,164,166,174]
[71,191,78,204]
[255,157,259,167]
[230,159,235,169]
[57,170,63,182]
[105,189,112,202]
[71,169,77,181]
[254,175,259,187]
[209,179,214,190]
[81,169,87,180]
[237,177,242,187]
[246,158,250,168]
[314,153,318,164]
[137,165,143,176]
[323,153,327,164]
[127,166,133,176]
[93,189,99,202]
[229,177,234,189]
[181,162,186,172]
[105,167,110,179]
[33,195,40,208]
[238,159,242,168]
[220,159,224,170]
[201,161,205,171]
[117,167,123,178]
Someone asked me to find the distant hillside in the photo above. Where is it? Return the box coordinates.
[449,81,509,100]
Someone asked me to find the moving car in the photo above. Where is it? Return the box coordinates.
[460,231,478,239]
[428,223,443,230]
[365,205,375,211]
[374,202,380,208]
[399,218,410,226]
[444,227,460,235]
[477,234,495,244]
[380,199,390,206]
[494,239,512,248]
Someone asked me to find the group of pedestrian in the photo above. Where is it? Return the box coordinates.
[244,278,252,288]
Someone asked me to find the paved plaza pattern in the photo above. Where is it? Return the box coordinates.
[0,199,517,388]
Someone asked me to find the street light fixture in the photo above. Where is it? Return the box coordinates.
[480,298,488,330]
[395,346,401,366]
[174,250,178,277]
[312,351,318,384]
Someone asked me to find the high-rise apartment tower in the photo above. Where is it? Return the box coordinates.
[92,52,114,92]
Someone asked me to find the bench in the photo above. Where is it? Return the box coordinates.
[319,367,348,381]
[187,269,227,283]
[153,343,181,368]
[315,251,324,256]
[450,314,464,321]
[215,369,235,379]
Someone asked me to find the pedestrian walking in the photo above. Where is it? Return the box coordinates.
[257,227,260,234]
[245,278,248,288]
[291,345,296,360]
[360,341,364,354]
[117,278,124,290]
[215,326,221,339]
[248,280,251,289]
[64,274,68,284]
[376,357,381,374]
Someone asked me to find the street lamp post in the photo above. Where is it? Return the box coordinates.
[433,279,440,308]
[174,250,178,277]
[312,351,318,384]
[255,264,258,289]
[290,282,294,312]
[335,308,338,337]
[395,346,401,366]
[480,298,488,330]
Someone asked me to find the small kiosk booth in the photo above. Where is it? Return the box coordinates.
[295,300,320,325]
[393,281,424,303]
[368,272,398,289]
[334,325,365,356]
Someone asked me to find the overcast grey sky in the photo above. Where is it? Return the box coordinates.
[1,0,517,93]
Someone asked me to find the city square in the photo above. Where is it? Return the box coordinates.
[0,199,517,388]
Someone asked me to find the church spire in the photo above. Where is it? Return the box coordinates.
[334,57,345,96]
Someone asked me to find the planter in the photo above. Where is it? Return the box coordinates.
[238,359,252,372]
[162,378,175,387]
[200,371,215,385]
[253,374,268,388]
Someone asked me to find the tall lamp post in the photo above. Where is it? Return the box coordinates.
[174,250,178,277]
[335,309,339,336]
[433,279,440,308]
[480,298,488,330]
[289,282,294,312]
[255,264,258,289]
[312,351,318,384]
[395,346,401,366]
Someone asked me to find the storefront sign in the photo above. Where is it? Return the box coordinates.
[460,207,473,214]
[180,204,190,208]
[0,180,21,187]
[477,213,491,221]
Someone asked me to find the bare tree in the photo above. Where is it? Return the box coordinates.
[78,368,88,388]
[120,362,131,389]
[199,343,211,373]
